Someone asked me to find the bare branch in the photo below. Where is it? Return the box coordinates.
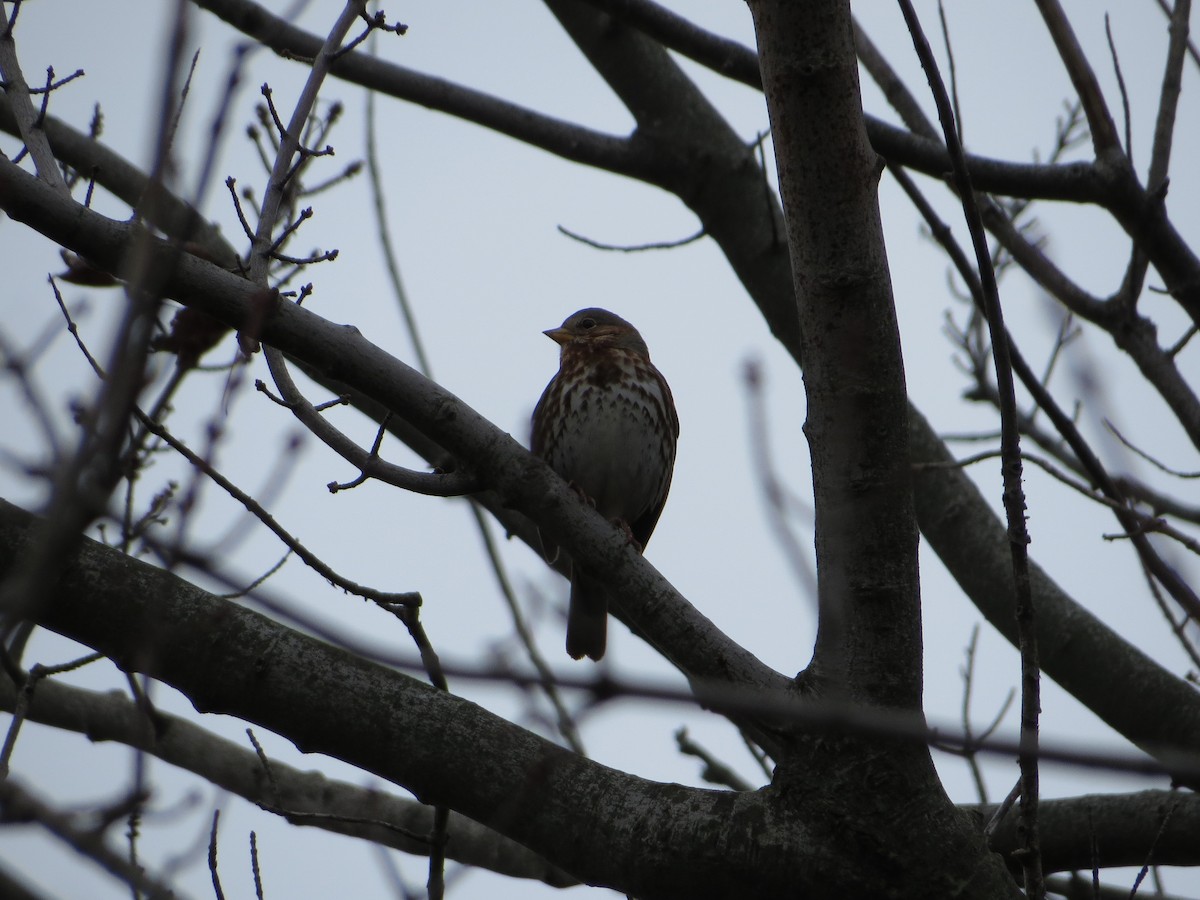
[0,671,569,883]
[0,1,68,191]
[1033,0,1123,156]
[896,4,1042,891]
[0,779,179,900]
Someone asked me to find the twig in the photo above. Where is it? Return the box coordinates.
[0,327,65,468]
[675,727,754,792]
[1103,16,1133,160]
[853,14,938,140]
[0,0,189,626]
[250,831,264,899]
[1129,791,1182,896]
[470,505,585,754]
[936,1,963,146]
[208,809,226,900]
[1147,0,1192,194]
[0,1,68,191]
[1105,418,1200,478]
[983,778,1022,838]
[958,625,990,804]
[1102,12,1148,313]
[249,8,480,499]
[1138,540,1200,673]
[0,651,103,777]
[0,779,178,900]
[48,275,105,378]
[363,72,431,377]
[892,161,1200,632]
[556,223,706,252]
[359,42,582,751]
[1152,0,1200,70]
[133,408,421,606]
[427,805,448,900]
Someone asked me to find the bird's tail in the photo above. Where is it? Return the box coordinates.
[566,569,608,661]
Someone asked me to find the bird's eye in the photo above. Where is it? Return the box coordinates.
[579,318,596,329]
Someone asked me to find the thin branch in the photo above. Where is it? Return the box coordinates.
[470,505,585,754]
[249,831,264,900]
[208,810,226,900]
[1147,0,1191,194]
[956,625,992,804]
[1102,17,1133,161]
[897,4,1042,895]
[0,651,103,777]
[892,161,1200,628]
[0,0,190,624]
[936,2,963,147]
[0,1,68,191]
[246,3,357,285]
[742,359,818,605]
[556,224,706,252]
[363,53,431,378]
[246,2,481,500]
[1033,0,1123,156]
[1105,418,1200,478]
[133,409,422,606]
[194,0,646,175]
[0,779,178,900]
[1153,0,1200,70]
[265,341,480,497]
[675,727,755,792]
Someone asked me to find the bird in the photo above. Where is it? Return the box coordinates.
[531,308,679,660]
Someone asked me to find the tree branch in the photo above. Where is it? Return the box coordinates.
[750,0,920,706]
[0,669,575,885]
[190,0,649,177]
[0,1,68,192]
[0,497,823,898]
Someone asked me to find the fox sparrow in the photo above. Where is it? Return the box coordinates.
[531,308,679,660]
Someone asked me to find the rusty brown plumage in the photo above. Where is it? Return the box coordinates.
[531,308,678,660]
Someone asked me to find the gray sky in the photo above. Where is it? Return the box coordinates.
[2,1,1197,897]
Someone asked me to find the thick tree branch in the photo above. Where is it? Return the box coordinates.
[16,665,1194,880]
[566,1,1113,204]
[0,669,575,885]
[0,498,825,898]
[987,790,1200,875]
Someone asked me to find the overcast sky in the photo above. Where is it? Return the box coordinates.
[2,2,1198,897]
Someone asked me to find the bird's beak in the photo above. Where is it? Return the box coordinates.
[544,327,572,345]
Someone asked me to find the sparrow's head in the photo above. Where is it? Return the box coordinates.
[544,308,649,357]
